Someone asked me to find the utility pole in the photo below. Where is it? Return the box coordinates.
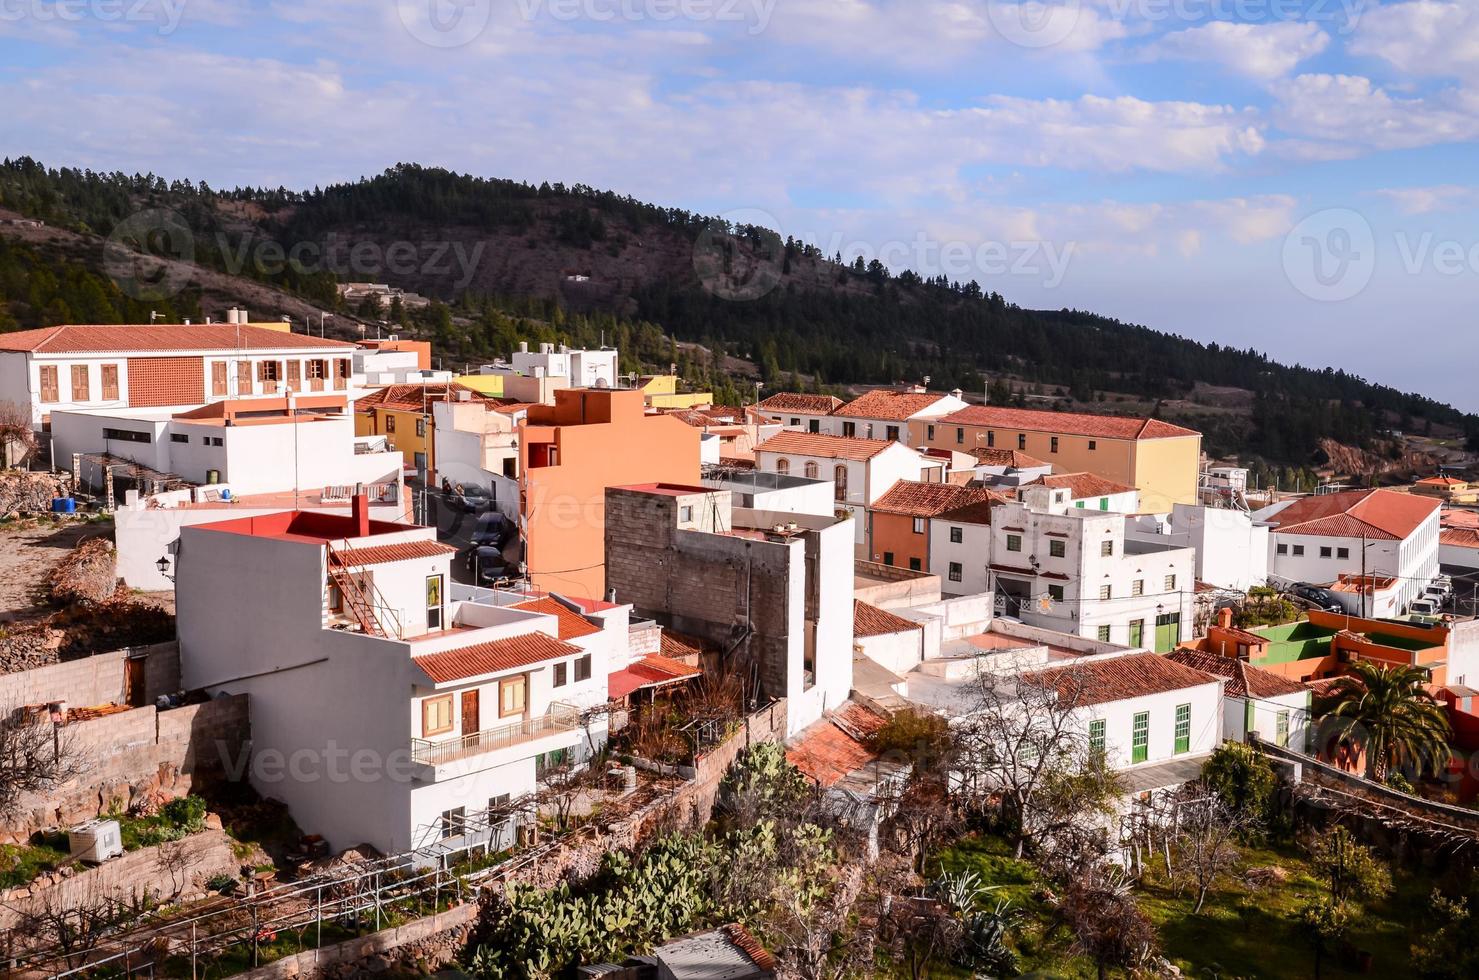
[1360,530,1367,618]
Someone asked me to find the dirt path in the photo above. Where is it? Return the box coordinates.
[0,520,112,621]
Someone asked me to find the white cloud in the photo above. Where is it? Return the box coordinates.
[1371,185,1479,215]
[1144,21,1329,81]
[1349,0,1479,81]
[1273,73,1479,151]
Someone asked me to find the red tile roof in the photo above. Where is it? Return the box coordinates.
[509,597,602,640]
[1023,652,1221,707]
[973,448,1048,469]
[756,392,844,415]
[757,431,895,461]
[660,630,707,661]
[414,631,580,683]
[1417,476,1467,487]
[854,599,922,638]
[941,405,1199,440]
[607,654,702,700]
[787,704,890,787]
[0,323,356,354]
[1441,527,1479,549]
[871,481,1004,520]
[331,540,457,567]
[1166,649,1307,700]
[1265,489,1440,541]
[1026,472,1138,499]
[355,383,499,413]
[833,389,954,421]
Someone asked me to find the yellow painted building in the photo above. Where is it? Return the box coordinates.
[911,405,1202,512]
[641,375,714,410]
[454,374,505,398]
[355,382,497,477]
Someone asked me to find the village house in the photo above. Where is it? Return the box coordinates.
[521,388,700,599]
[0,321,358,429]
[823,387,969,446]
[1022,471,1141,513]
[1168,642,1312,751]
[604,483,854,736]
[353,381,502,479]
[1254,488,1441,614]
[865,480,1003,588]
[1412,475,1479,505]
[754,392,844,433]
[755,431,942,551]
[174,497,620,855]
[1126,503,1270,593]
[913,405,1202,512]
[988,486,1196,651]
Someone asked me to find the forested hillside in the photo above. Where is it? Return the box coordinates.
[2,157,1475,467]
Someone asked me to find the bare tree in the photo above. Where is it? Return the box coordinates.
[952,668,1120,858]
[1167,793,1252,914]
[0,705,85,819]
[879,771,961,874]
[770,864,867,980]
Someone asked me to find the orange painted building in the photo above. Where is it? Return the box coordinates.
[867,481,1002,573]
[358,338,433,371]
[520,388,700,598]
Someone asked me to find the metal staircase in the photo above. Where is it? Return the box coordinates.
[326,543,403,639]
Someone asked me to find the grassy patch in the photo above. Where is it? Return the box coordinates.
[0,838,71,889]
[933,835,1439,980]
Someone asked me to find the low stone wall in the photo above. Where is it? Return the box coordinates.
[234,903,479,980]
[0,641,179,707]
[4,693,249,841]
[0,828,239,931]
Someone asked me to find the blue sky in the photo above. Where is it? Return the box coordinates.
[4,1,1479,408]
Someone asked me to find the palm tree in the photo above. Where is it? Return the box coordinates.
[1323,661,1451,782]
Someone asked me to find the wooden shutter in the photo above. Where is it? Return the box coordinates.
[101,364,119,400]
[38,365,59,403]
[70,365,89,401]
[211,361,227,396]
[236,360,252,395]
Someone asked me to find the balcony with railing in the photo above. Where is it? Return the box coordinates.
[410,703,582,773]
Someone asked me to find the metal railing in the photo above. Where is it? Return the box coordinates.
[411,703,582,767]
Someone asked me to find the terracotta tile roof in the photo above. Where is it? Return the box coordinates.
[1023,652,1221,707]
[1265,489,1440,541]
[1417,476,1467,487]
[757,431,894,461]
[607,653,702,700]
[660,629,707,661]
[1441,527,1479,549]
[756,392,844,415]
[330,540,457,567]
[414,631,580,683]
[1443,509,1479,529]
[787,707,887,788]
[719,924,777,973]
[833,389,954,421]
[509,597,602,640]
[0,323,356,354]
[355,382,498,413]
[1026,472,1138,499]
[1166,649,1307,700]
[972,448,1048,469]
[941,405,1199,440]
[871,481,1003,520]
[854,599,922,638]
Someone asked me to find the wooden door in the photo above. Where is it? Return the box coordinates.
[71,365,90,401]
[287,360,301,391]
[124,656,146,707]
[101,364,119,400]
[211,361,227,396]
[38,365,58,403]
[461,690,480,738]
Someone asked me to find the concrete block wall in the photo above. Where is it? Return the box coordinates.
[4,694,250,842]
[0,642,180,710]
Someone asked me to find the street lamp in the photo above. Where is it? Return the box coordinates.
[155,555,174,581]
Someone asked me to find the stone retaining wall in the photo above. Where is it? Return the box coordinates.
[233,904,479,980]
[0,641,179,708]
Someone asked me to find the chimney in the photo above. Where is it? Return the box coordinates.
[950,388,964,400]
[519,341,529,353]
[1217,606,1233,630]
[351,483,369,536]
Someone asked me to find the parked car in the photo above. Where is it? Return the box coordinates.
[467,546,514,585]
[1410,597,1442,617]
[470,510,514,548]
[1289,582,1342,612]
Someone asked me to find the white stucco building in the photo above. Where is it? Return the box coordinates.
[754,392,844,434]
[50,395,401,497]
[1023,472,1141,514]
[0,322,359,428]
[175,498,619,854]
[988,486,1196,651]
[431,399,526,516]
[755,431,942,549]
[1126,503,1270,593]
[482,342,619,389]
[1168,648,1311,752]
[824,387,969,446]
[1254,489,1441,612]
